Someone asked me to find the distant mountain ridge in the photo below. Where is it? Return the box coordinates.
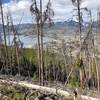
[0,20,98,34]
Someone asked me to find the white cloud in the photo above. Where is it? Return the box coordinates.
[81,0,100,9]
[2,0,32,24]
[2,0,100,24]
[4,0,31,12]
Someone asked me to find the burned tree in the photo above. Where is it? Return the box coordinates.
[0,0,9,74]
[30,0,54,85]
[71,0,84,88]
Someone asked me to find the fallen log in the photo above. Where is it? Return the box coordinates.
[0,79,100,100]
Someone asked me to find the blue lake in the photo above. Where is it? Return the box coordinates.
[3,35,52,48]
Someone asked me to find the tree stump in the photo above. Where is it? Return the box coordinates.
[73,89,82,100]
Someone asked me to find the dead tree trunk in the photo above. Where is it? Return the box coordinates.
[36,20,41,85]
[77,0,83,88]
[40,0,44,85]
[0,1,9,70]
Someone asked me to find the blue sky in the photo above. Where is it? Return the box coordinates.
[2,0,100,24]
[2,0,11,3]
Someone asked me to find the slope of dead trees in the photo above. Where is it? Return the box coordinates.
[0,0,100,96]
